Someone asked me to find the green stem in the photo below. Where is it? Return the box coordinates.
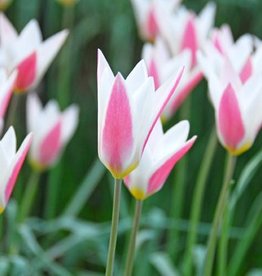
[105,178,122,276]
[6,94,19,129]
[167,98,190,259]
[124,200,143,276]
[45,164,62,219]
[217,205,230,276]
[228,192,262,276]
[183,128,217,276]
[203,153,236,276]
[18,170,40,222]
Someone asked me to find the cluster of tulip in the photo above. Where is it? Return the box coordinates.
[98,0,262,275]
[0,13,78,213]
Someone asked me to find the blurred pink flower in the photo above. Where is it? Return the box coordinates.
[131,0,180,41]
[0,13,68,92]
[156,2,216,67]
[97,49,183,179]
[198,38,262,155]
[0,127,32,213]
[26,94,79,171]
[142,37,202,120]
[124,120,196,200]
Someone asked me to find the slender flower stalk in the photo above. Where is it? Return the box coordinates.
[98,50,183,275]
[183,127,217,276]
[124,200,143,276]
[18,170,40,222]
[203,153,236,276]
[217,205,230,276]
[106,178,122,276]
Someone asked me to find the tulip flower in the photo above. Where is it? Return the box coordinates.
[97,49,184,179]
[0,127,32,213]
[26,94,79,171]
[131,0,181,41]
[124,120,196,200]
[0,70,16,119]
[156,2,216,67]
[142,37,203,120]
[0,13,68,92]
[198,42,262,155]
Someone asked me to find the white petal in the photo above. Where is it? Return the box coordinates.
[26,93,42,133]
[126,59,148,93]
[61,104,79,144]
[0,13,17,46]
[35,29,69,87]
[0,126,16,162]
[16,20,42,62]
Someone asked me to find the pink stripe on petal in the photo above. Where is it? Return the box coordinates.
[218,84,245,150]
[148,59,160,89]
[147,137,196,195]
[5,135,32,203]
[142,68,184,152]
[239,57,252,84]
[39,121,62,166]
[102,74,133,174]
[15,52,37,92]
[180,16,198,68]
[213,34,224,54]
[146,7,158,41]
[170,71,203,113]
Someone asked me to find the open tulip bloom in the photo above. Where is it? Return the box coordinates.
[0,13,68,92]
[130,0,181,41]
[156,2,215,67]
[0,127,32,213]
[124,120,196,200]
[97,49,184,179]
[27,94,79,171]
[142,37,203,120]
[198,40,262,155]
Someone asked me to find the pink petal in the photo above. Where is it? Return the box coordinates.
[148,59,160,89]
[169,71,203,113]
[39,120,62,166]
[102,74,133,176]
[180,16,198,67]
[15,52,37,92]
[5,134,32,203]
[147,136,196,195]
[213,33,224,54]
[146,7,158,41]
[239,57,252,84]
[218,84,245,150]
[142,68,184,152]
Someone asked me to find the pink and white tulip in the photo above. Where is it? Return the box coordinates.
[0,127,32,213]
[0,13,68,92]
[198,40,262,155]
[97,49,183,179]
[142,37,203,120]
[156,2,216,67]
[26,94,79,171]
[124,120,196,200]
[131,0,180,41]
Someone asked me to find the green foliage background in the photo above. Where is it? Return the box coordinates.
[1,0,262,275]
